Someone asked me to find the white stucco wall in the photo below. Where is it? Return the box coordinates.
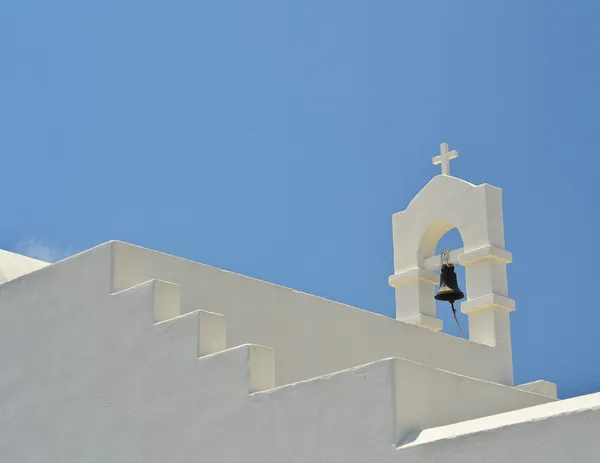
[0,242,595,461]
[399,392,600,462]
[109,240,514,386]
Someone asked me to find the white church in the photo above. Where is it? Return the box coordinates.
[1,143,598,462]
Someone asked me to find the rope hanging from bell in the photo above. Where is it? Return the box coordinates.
[434,250,466,337]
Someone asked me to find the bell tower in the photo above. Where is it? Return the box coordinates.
[388,143,515,358]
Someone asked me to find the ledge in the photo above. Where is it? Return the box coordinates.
[516,380,558,399]
[458,245,513,266]
[399,314,443,331]
[461,293,516,314]
[389,268,439,288]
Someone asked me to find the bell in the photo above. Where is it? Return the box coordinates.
[434,263,465,303]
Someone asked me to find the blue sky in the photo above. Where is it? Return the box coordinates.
[2,1,599,398]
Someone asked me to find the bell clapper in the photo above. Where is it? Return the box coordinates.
[434,249,466,338]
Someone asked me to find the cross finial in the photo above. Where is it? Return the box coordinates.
[432,142,458,176]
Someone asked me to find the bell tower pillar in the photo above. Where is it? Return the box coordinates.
[389,143,516,380]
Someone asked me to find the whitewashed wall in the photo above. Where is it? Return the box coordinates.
[1,242,591,462]
[110,241,514,385]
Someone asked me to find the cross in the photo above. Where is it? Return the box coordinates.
[432,142,458,176]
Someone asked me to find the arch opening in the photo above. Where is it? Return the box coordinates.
[418,220,457,264]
